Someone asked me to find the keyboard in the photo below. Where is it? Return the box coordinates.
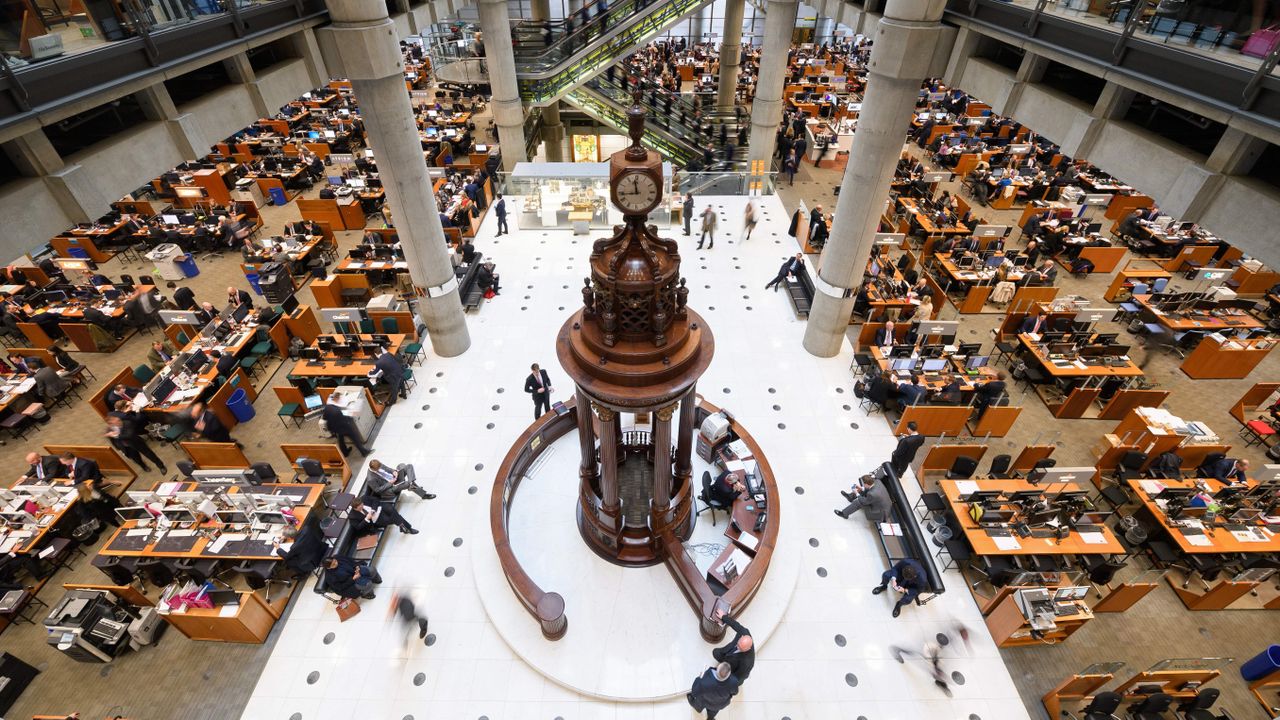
[984,527,1012,537]
[1073,524,1103,534]
[1031,528,1055,538]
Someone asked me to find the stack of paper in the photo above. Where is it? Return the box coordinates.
[1184,533,1212,547]
[879,523,902,536]
[993,536,1022,551]
[1079,532,1108,545]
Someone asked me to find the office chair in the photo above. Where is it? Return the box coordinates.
[1176,688,1229,720]
[175,558,223,586]
[1097,451,1145,509]
[234,559,293,601]
[1130,692,1173,720]
[945,456,978,479]
[914,492,948,523]
[937,537,971,571]
[137,557,175,587]
[986,454,1012,478]
[176,460,196,479]
[251,462,277,484]
[1079,555,1127,596]
[1195,452,1226,479]
[1064,690,1122,720]
[697,471,729,526]
[1145,451,1183,480]
[1023,458,1057,485]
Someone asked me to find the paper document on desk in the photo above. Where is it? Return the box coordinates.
[127,529,151,537]
[1079,532,1108,545]
[993,536,1022,551]
[879,523,902,536]
[954,480,981,496]
[157,482,181,496]
[1183,533,1212,547]
[218,604,239,617]
[168,529,196,537]
[0,538,19,554]
[348,262,363,269]
[1139,480,1165,495]
[1232,529,1267,543]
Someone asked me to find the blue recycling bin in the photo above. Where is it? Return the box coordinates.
[268,187,288,206]
[246,273,262,296]
[177,253,200,278]
[226,388,255,423]
[67,242,88,259]
[1241,645,1280,681]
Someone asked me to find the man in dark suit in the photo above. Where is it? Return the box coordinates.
[373,347,407,405]
[1207,457,1249,485]
[105,384,139,410]
[22,451,66,483]
[494,193,508,235]
[687,662,741,719]
[209,350,238,377]
[460,239,478,264]
[323,399,371,457]
[193,302,218,326]
[705,471,743,507]
[873,558,927,617]
[83,306,123,339]
[764,253,805,291]
[227,286,253,309]
[874,320,896,347]
[524,363,553,419]
[187,401,232,443]
[973,371,1007,420]
[711,609,755,680]
[31,359,69,401]
[323,555,380,599]
[682,193,694,236]
[349,496,418,536]
[60,452,103,486]
[273,524,327,575]
[889,421,925,476]
[364,459,433,501]
[896,376,927,408]
[835,472,893,521]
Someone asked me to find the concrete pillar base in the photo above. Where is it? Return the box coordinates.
[746,0,799,165]
[416,291,471,357]
[803,292,856,358]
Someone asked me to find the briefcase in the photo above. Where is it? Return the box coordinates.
[336,598,361,622]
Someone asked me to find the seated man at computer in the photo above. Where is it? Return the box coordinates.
[1206,457,1249,485]
[704,471,745,507]
[364,459,434,502]
[896,375,927,407]
[932,374,964,405]
[349,496,419,536]
[972,371,1007,419]
[209,349,239,377]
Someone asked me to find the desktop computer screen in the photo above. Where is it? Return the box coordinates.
[965,355,989,369]
[891,358,917,372]
[921,358,947,372]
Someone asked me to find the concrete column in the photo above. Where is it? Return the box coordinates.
[747,0,799,166]
[542,101,566,161]
[1093,80,1135,120]
[531,0,550,21]
[2,128,63,177]
[717,0,746,113]
[576,388,599,485]
[134,84,201,160]
[1004,52,1048,115]
[223,53,271,118]
[319,0,471,357]
[802,0,947,357]
[290,27,330,87]
[1207,126,1267,175]
[942,26,980,88]
[477,0,528,171]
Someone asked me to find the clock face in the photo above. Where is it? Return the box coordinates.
[616,172,660,214]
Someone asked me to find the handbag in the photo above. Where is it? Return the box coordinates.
[336,598,361,622]
[1243,25,1280,58]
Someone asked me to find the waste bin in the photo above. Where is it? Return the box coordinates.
[1242,645,1280,681]
[246,273,262,296]
[145,243,186,281]
[226,388,255,423]
[66,241,89,259]
[268,187,288,206]
[176,253,200,278]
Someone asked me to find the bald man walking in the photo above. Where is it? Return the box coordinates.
[711,608,755,681]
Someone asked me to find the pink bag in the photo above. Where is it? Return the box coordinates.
[1242,25,1280,58]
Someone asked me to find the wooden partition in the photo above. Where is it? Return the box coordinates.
[17,321,57,349]
[1114,669,1221,700]
[1041,672,1117,720]
[297,198,365,231]
[280,443,351,488]
[366,309,416,337]
[1011,445,1054,473]
[1073,246,1128,274]
[62,322,130,353]
[855,322,912,350]
[268,314,293,356]
[1104,193,1153,221]
[164,323,202,349]
[207,368,257,430]
[1162,244,1216,272]
[180,442,252,468]
[1007,286,1058,313]
[969,405,1021,437]
[41,445,137,490]
[90,367,141,418]
[309,274,371,308]
[1229,382,1280,426]
[6,348,55,367]
[919,444,988,486]
[284,305,322,346]
[896,405,971,436]
[51,235,113,263]
[1097,389,1170,420]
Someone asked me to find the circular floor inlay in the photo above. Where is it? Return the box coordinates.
[486,423,495,430]
[425,633,437,646]
[809,538,819,547]
[453,538,463,547]
[322,632,335,645]
[468,486,478,494]
[952,671,965,685]
[969,715,982,720]
[497,388,504,393]
[772,405,781,411]
[414,423,422,429]
[842,404,851,411]
[795,486,804,495]
[746,306,752,311]
[404,716,414,720]
[435,371,443,377]
[850,423,859,429]
[845,673,858,687]
[937,633,950,646]
[413,673,426,686]
[290,714,303,720]
[835,387,844,394]
[816,567,827,577]
[429,387,437,394]
[777,423,786,429]
[444,567,455,577]
[475,463,484,471]
[834,634,846,646]
[722,387,731,393]
[421,405,430,411]
[768,387,776,393]
[491,405,500,411]
[306,671,320,684]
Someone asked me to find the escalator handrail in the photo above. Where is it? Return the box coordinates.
[510,0,646,69]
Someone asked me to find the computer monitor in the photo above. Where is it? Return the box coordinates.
[0,510,36,526]
[255,510,289,525]
[985,254,1005,268]
[215,510,253,525]
[960,489,1004,503]
[300,347,321,360]
[184,350,207,373]
[965,355,989,370]
[161,507,199,523]
[891,358,917,372]
[316,336,336,351]
[1049,342,1076,355]
[921,358,947,372]
[1036,467,1094,486]
[1093,333,1118,346]
[1085,223,1103,234]
[281,294,300,315]
[332,344,355,359]
[232,303,250,323]
[114,506,155,522]
[161,214,179,225]
[956,343,981,356]
[1232,508,1263,523]
[1007,490,1044,503]
[889,345,914,358]
[1054,586,1089,601]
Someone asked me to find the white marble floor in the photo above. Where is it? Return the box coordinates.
[241,193,1033,720]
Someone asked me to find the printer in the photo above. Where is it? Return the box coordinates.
[44,589,162,663]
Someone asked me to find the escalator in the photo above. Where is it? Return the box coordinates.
[565,71,750,170]
[505,0,718,104]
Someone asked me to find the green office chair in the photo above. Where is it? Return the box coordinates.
[380,317,398,334]
[359,318,376,334]
[132,364,156,384]
[249,327,272,358]
[176,331,190,346]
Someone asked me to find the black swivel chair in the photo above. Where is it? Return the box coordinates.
[1129,692,1174,720]
[697,471,729,525]
[1098,450,1146,509]
[1176,688,1230,720]
[1146,451,1184,480]
[1064,690,1122,720]
[986,454,1012,478]
[251,462,277,484]
[293,457,326,483]
[176,460,196,479]
[945,456,979,479]
[1023,458,1057,485]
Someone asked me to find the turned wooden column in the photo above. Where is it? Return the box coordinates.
[651,403,676,513]
[594,402,621,518]
[575,389,599,487]
[674,385,697,486]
